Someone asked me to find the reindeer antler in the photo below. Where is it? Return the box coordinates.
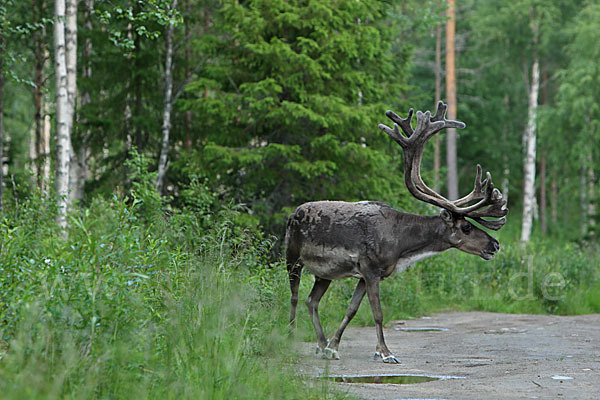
[378,101,508,230]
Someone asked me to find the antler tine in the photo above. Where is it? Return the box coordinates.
[472,216,506,231]
[385,108,415,137]
[453,165,488,207]
[378,108,416,148]
[431,100,447,122]
[378,122,408,147]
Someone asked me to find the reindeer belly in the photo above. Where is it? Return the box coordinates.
[299,243,363,280]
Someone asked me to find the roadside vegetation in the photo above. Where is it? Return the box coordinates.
[0,156,342,399]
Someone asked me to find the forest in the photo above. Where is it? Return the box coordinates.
[0,0,598,398]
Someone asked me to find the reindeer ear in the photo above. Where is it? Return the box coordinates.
[440,209,454,225]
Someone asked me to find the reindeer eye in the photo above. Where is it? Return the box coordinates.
[461,224,472,235]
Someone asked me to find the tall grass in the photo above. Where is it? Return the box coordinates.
[0,158,344,399]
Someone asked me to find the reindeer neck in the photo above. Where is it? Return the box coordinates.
[392,213,453,256]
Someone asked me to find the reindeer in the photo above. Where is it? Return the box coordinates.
[285,101,508,363]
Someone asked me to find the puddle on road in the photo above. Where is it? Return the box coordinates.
[395,327,449,332]
[320,374,465,384]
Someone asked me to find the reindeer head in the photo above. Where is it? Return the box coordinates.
[439,209,501,260]
[379,101,508,260]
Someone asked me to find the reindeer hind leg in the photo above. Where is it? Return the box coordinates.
[306,277,332,354]
[286,250,303,330]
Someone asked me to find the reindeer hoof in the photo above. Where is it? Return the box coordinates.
[374,352,400,363]
[383,354,401,364]
[323,347,340,360]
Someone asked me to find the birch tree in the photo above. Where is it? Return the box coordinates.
[66,0,82,203]
[54,0,71,230]
[520,17,539,242]
[156,0,178,193]
[32,0,52,192]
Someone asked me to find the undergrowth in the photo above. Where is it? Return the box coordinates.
[0,154,344,399]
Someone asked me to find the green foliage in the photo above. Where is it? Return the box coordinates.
[0,177,347,398]
[124,148,163,219]
[95,0,182,54]
[175,0,427,232]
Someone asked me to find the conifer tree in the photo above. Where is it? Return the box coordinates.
[183,0,421,228]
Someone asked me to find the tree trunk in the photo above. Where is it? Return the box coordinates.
[551,168,558,223]
[540,153,547,235]
[580,163,587,236]
[0,28,5,213]
[32,0,52,195]
[588,151,596,231]
[42,90,52,193]
[66,0,82,204]
[69,0,93,202]
[520,55,539,243]
[434,24,442,192]
[501,94,510,202]
[32,0,48,188]
[445,0,458,200]
[54,0,71,231]
[156,0,177,193]
[184,0,192,150]
[133,8,143,151]
[538,69,548,235]
[76,0,94,199]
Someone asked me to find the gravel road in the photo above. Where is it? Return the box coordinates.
[298,312,600,399]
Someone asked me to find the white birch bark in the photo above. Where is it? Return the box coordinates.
[520,56,539,242]
[66,0,82,204]
[54,0,71,231]
[156,0,178,193]
[35,44,52,193]
[42,91,52,193]
[65,0,77,125]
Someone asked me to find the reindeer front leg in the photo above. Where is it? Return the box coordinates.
[365,277,400,364]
